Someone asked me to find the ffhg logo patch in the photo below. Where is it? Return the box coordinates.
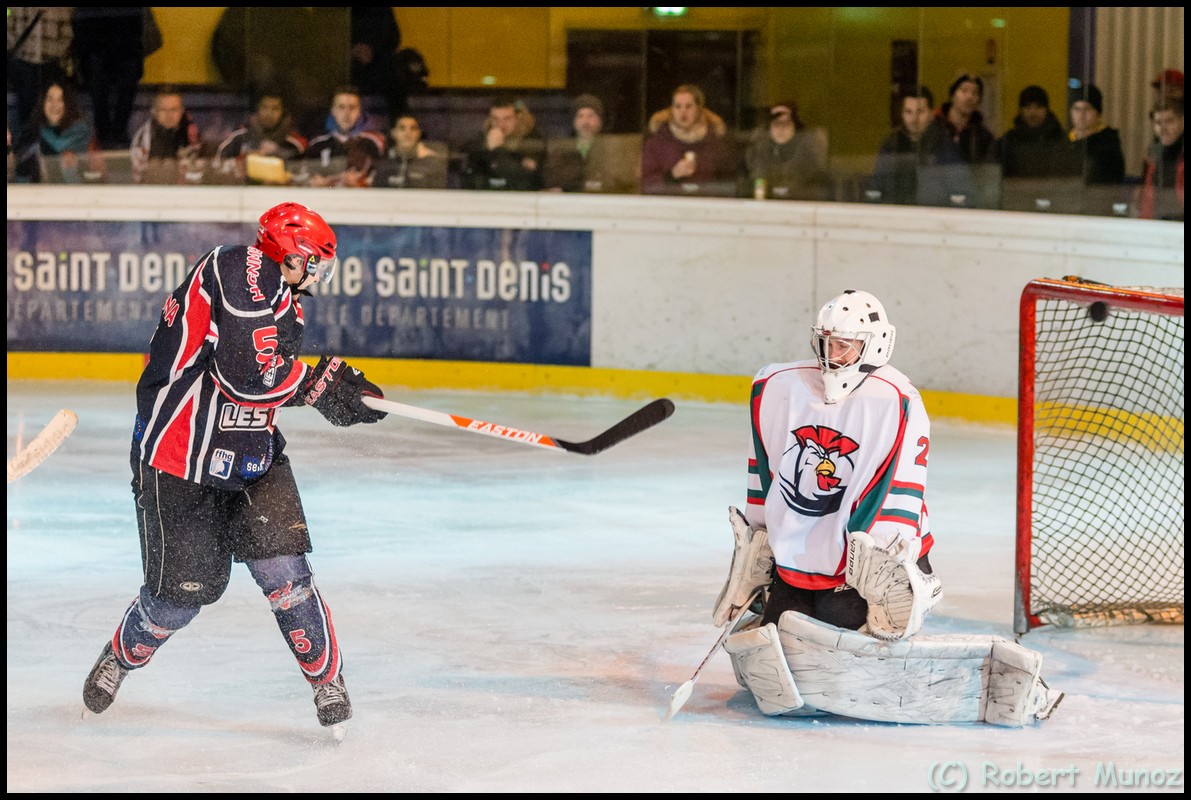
[209,448,235,479]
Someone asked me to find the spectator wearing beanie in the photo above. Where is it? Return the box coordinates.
[1065,82,1125,185]
[544,93,635,193]
[937,73,997,165]
[999,85,1068,179]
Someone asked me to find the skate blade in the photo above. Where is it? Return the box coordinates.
[329,723,347,743]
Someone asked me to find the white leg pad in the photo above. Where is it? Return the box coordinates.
[986,639,1062,726]
[774,611,1062,727]
[726,614,761,690]
[724,622,805,716]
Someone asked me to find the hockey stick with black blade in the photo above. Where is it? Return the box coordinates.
[7,409,78,484]
[362,396,675,455]
[663,588,762,721]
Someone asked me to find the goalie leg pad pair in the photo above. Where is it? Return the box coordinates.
[845,530,942,641]
[773,611,1062,726]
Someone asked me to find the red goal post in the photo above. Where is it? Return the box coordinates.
[1015,276,1184,635]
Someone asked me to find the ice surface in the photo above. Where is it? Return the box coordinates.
[7,381,1184,792]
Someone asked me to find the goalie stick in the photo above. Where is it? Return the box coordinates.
[663,588,762,721]
[7,409,78,484]
[362,396,675,455]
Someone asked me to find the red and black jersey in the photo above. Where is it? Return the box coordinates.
[132,244,310,489]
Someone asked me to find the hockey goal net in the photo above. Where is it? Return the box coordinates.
[1015,276,1184,635]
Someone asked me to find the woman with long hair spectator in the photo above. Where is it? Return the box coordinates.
[13,79,99,183]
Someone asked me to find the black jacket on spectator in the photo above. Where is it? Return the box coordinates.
[461,129,546,191]
[867,122,971,206]
[936,104,997,164]
[1068,127,1126,185]
[999,111,1067,178]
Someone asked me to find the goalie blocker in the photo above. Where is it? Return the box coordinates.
[725,612,1063,727]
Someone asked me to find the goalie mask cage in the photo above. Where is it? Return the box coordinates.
[1015,277,1184,635]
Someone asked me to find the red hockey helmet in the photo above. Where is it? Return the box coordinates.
[255,202,338,284]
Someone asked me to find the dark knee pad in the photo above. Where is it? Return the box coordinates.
[114,586,201,668]
[157,571,232,608]
[245,553,313,594]
[139,585,201,630]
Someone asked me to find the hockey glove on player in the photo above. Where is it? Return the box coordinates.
[301,356,388,427]
[711,506,775,627]
[845,531,943,641]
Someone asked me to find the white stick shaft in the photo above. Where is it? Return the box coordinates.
[7,409,78,484]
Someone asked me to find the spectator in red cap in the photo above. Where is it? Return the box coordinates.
[1138,98,1184,221]
[1152,69,1185,105]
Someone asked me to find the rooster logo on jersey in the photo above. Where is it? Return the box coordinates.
[778,425,859,516]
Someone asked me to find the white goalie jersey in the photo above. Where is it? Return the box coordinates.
[744,359,932,590]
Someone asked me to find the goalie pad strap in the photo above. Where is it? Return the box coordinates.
[723,622,804,716]
[774,611,1061,727]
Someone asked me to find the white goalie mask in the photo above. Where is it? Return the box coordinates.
[810,290,896,403]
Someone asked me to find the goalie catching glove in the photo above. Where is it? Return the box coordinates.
[300,356,388,427]
[845,530,942,641]
[712,506,775,627]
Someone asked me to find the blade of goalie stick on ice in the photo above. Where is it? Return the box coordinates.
[362,396,675,456]
[7,409,78,484]
[663,588,761,721]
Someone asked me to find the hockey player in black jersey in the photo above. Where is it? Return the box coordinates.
[82,202,387,736]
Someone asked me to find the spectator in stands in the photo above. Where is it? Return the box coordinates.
[866,86,969,207]
[461,95,546,191]
[544,93,636,194]
[1065,82,1126,186]
[937,73,997,164]
[12,79,100,184]
[936,73,999,207]
[7,7,75,136]
[370,114,447,189]
[999,85,1067,179]
[349,8,427,127]
[71,7,149,149]
[211,7,351,136]
[300,85,385,188]
[1148,70,1184,148]
[1152,69,1185,106]
[743,99,830,200]
[1137,99,1184,221]
[640,83,734,196]
[130,85,201,185]
[214,92,307,183]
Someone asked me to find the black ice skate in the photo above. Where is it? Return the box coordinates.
[82,642,129,714]
[312,673,352,728]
